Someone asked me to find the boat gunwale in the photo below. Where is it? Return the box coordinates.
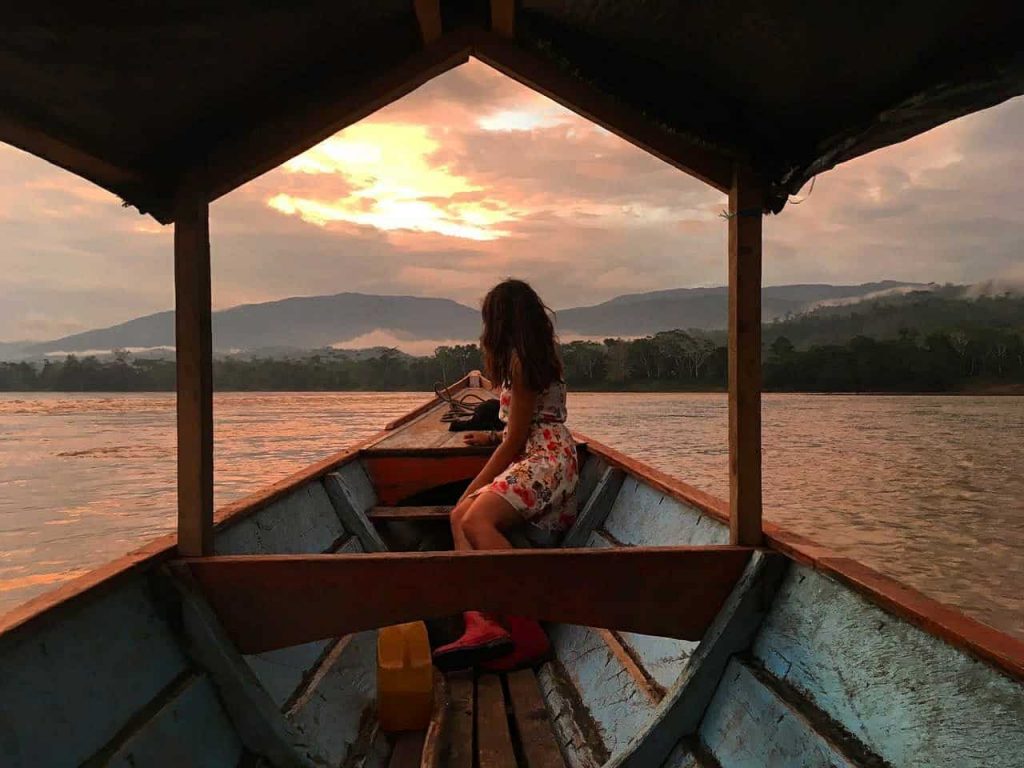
[2,380,1023,685]
[0,375,480,641]
[579,433,1024,683]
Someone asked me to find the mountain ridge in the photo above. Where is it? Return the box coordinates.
[3,281,927,358]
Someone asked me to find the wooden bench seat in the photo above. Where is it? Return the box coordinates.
[369,506,453,522]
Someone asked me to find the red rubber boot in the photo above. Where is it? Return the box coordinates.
[432,611,513,671]
[480,616,552,672]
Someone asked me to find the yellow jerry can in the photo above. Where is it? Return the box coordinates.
[377,621,433,732]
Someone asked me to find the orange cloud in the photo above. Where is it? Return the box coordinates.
[267,123,520,241]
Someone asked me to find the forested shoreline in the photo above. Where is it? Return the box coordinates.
[2,324,1022,393]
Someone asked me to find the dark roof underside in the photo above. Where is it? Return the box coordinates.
[3,1,1023,220]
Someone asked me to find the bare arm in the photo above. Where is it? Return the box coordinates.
[458,365,537,502]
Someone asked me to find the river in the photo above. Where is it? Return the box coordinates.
[0,392,1021,639]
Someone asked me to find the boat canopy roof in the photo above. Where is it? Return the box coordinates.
[4,1,1023,220]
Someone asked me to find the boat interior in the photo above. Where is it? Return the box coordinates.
[2,375,1021,767]
[2,2,1024,766]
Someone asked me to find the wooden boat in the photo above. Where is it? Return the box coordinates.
[3,3,1024,767]
[1,373,1022,767]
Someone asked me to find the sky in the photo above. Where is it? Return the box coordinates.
[1,58,1022,342]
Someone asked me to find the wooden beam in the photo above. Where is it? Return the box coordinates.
[324,472,388,552]
[471,32,733,193]
[490,0,516,38]
[175,188,214,557]
[183,547,752,654]
[0,113,142,198]
[727,166,763,546]
[610,551,787,768]
[368,505,452,522]
[200,31,472,212]
[168,566,320,767]
[561,467,625,548]
[414,0,443,45]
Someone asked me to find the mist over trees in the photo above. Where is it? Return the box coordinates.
[2,324,1022,393]
[3,291,1023,392]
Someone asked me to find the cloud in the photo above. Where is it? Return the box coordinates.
[0,59,1022,342]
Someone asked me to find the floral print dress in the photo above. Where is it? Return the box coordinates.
[467,380,579,534]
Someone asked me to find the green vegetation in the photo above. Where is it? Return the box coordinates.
[3,292,1022,392]
[2,323,1022,393]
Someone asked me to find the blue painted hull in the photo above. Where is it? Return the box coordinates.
[1,398,1021,768]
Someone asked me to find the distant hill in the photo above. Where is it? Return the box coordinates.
[18,293,480,358]
[557,281,920,336]
[2,281,927,359]
[762,286,1024,348]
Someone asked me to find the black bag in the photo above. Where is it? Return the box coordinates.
[447,397,505,432]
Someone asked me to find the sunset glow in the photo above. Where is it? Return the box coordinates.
[268,123,519,240]
[0,58,1021,340]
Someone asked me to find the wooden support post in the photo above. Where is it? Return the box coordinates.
[728,166,764,546]
[175,191,214,556]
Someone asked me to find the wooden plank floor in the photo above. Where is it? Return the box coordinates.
[440,669,566,768]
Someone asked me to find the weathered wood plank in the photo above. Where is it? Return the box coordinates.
[325,470,387,552]
[446,673,475,768]
[545,622,658,760]
[574,452,608,516]
[413,0,442,45]
[184,547,752,653]
[561,467,625,549]
[388,730,426,767]
[169,565,318,767]
[102,673,243,768]
[583,530,697,692]
[0,577,189,767]
[614,631,696,694]
[215,481,345,556]
[727,166,763,546]
[421,672,450,768]
[361,454,489,505]
[609,551,788,768]
[751,563,1024,768]
[369,505,453,522]
[575,435,728,524]
[287,630,379,767]
[477,674,516,768]
[699,659,859,768]
[660,740,705,768]
[536,661,609,768]
[245,640,333,709]
[601,476,726,548]
[245,536,362,707]
[506,669,567,768]
[490,0,515,38]
[175,189,214,556]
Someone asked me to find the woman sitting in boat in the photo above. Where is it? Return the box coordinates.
[433,278,579,671]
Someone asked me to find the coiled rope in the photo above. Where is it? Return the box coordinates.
[434,381,491,423]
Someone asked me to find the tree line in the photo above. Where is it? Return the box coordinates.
[2,326,1022,392]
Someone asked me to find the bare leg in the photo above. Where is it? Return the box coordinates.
[449,497,475,551]
[462,492,522,550]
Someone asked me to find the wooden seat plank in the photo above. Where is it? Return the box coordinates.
[387,730,426,768]
[506,670,567,768]
[369,506,453,522]
[446,673,475,768]
[477,674,516,768]
[183,547,752,654]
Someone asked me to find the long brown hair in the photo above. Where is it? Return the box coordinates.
[480,279,562,391]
